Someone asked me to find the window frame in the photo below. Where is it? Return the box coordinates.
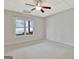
[16,19,25,36]
[15,18,33,36]
[26,20,33,35]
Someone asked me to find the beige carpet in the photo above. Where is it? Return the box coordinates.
[5,41,74,59]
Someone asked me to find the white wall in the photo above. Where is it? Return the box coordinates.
[46,8,74,46]
[4,10,46,45]
[5,8,74,47]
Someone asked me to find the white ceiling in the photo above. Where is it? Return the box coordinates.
[4,0,74,17]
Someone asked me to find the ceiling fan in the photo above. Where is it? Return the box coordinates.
[25,0,51,13]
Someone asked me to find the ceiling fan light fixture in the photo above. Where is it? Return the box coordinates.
[36,6,41,10]
[25,0,51,13]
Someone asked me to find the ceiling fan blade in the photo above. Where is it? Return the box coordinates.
[25,3,35,6]
[31,8,36,11]
[41,9,44,13]
[42,6,51,9]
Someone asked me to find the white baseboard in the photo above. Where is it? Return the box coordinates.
[46,40,74,48]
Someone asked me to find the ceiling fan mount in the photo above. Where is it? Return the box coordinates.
[25,0,51,13]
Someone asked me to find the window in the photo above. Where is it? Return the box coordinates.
[16,19,33,36]
[26,20,33,35]
[16,20,24,35]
